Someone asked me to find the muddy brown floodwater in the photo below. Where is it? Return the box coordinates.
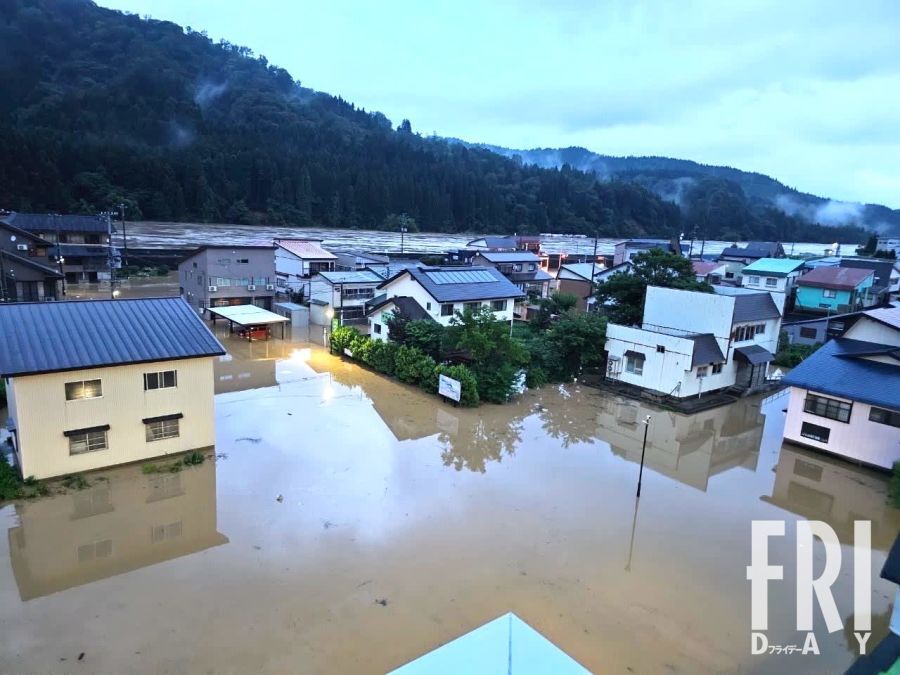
[0,333,897,674]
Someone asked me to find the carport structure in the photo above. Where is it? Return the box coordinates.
[208,304,289,340]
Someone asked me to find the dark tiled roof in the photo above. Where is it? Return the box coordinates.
[732,293,781,323]
[0,220,53,245]
[2,250,63,277]
[782,338,900,409]
[367,296,435,322]
[0,298,225,377]
[719,241,783,260]
[839,258,896,288]
[734,344,774,365]
[381,266,526,303]
[3,212,110,234]
[689,333,726,367]
[798,266,873,290]
[467,236,519,249]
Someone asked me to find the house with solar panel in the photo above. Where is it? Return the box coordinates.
[471,251,553,303]
[605,286,782,402]
[0,298,226,480]
[367,266,525,340]
[781,306,900,470]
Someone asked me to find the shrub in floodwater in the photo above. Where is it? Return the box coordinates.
[890,463,900,509]
[349,334,374,364]
[368,340,398,376]
[393,346,436,386]
[183,450,205,466]
[61,474,90,490]
[435,364,480,407]
[330,326,359,355]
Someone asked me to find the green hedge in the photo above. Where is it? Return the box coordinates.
[890,462,900,509]
[331,330,478,406]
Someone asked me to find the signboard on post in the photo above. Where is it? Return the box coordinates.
[438,374,462,403]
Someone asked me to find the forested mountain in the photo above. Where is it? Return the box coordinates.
[0,0,873,244]
[475,145,900,237]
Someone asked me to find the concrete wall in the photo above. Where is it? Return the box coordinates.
[556,278,591,311]
[783,386,900,470]
[9,357,216,480]
[380,274,516,326]
[605,324,737,398]
[642,286,734,339]
[180,248,275,315]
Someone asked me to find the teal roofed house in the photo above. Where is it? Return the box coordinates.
[389,613,590,675]
[795,266,875,314]
[740,258,807,311]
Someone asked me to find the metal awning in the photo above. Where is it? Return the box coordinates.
[208,305,289,326]
[734,344,774,365]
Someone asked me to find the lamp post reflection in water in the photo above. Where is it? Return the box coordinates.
[636,415,651,498]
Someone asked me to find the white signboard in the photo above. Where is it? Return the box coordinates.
[438,374,462,402]
[343,348,353,357]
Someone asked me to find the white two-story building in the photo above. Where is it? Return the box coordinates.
[366,266,525,340]
[605,286,782,400]
[1,298,225,480]
[308,270,384,324]
[739,257,805,312]
[781,307,900,470]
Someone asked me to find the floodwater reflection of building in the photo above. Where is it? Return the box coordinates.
[8,457,227,601]
[596,396,763,492]
[762,444,900,552]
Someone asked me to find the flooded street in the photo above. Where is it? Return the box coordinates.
[0,333,897,674]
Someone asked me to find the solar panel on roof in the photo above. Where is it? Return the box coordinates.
[425,270,495,284]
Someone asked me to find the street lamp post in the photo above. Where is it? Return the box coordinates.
[636,415,651,498]
[57,255,66,297]
[118,202,128,267]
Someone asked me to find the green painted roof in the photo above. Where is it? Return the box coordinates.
[741,257,806,276]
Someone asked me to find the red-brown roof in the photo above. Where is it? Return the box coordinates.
[797,266,874,290]
[692,261,723,275]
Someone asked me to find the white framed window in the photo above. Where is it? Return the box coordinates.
[747,275,760,286]
[373,323,382,334]
[491,299,507,311]
[67,428,109,455]
[145,417,180,442]
[712,363,723,374]
[823,289,837,298]
[65,379,102,401]
[144,370,177,391]
[696,366,708,378]
[765,277,777,288]
[464,302,480,312]
[625,353,645,375]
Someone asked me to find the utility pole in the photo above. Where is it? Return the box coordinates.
[588,230,599,310]
[636,415,651,498]
[0,248,7,302]
[118,202,128,267]
[102,211,117,298]
[55,217,66,297]
[400,225,407,255]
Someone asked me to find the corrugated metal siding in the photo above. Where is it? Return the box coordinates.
[0,298,225,377]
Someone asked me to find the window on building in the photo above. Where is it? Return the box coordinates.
[77,539,112,562]
[765,277,777,288]
[342,287,375,300]
[625,353,645,376]
[426,302,432,310]
[151,521,183,543]
[725,271,735,279]
[747,275,760,286]
[513,264,523,272]
[696,366,708,378]
[869,407,900,428]
[803,394,852,423]
[373,323,382,335]
[755,324,765,336]
[236,258,249,264]
[441,304,455,317]
[464,302,480,312]
[65,379,103,401]
[145,418,180,442]
[217,258,231,265]
[192,262,197,269]
[733,324,765,342]
[656,345,665,353]
[491,299,507,311]
[799,327,818,339]
[712,363,723,374]
[800,421,831,444]
[144,370,177,391]
[528,263,536,271]
[68,428,108,455]
[823,289,837,298]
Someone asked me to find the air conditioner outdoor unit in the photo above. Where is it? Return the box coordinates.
[247,285,256,291]
[208,286,218,292]
[265,284,275,291]
[16,244,28,251]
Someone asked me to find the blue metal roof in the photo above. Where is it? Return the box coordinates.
[0,298,226,377]
[3,212,110,234]
[782,338,900,410]
[383,266,526,303]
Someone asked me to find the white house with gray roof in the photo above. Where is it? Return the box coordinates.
[309,269,384,324]
[0,298,225,480]
[605,286,782,400]
[372,266,525,331]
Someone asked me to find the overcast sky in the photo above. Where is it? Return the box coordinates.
[100,0,900,209]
